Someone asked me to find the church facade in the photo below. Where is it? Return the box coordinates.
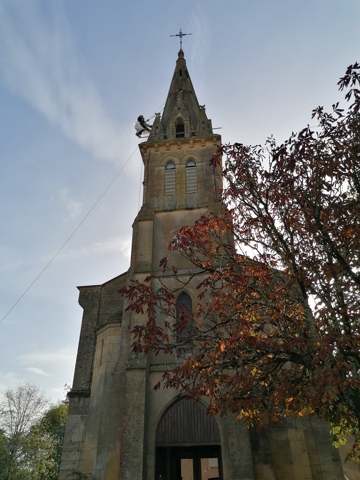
[59,50,346,480]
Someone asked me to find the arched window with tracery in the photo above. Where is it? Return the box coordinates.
[176,293,193,355]
[186,160,197,194]
[165,162,176,195]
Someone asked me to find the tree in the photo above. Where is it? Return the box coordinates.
[24,401,68,479]
[0,383,69,479]
[0,430,10,480]
[0,382,50,479]
[122,63,360,459]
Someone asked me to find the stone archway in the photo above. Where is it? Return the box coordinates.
[155,398,223,480]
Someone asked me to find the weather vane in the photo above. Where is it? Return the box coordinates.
[170,28,192,50]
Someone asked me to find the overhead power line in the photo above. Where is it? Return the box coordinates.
[0,146,139,325]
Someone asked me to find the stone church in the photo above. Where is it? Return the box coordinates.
[59,49,349,480]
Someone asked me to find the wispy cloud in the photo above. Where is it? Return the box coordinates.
[0,1,126,163]
[54,188,83,220]
[19,347,74,368]
[0,234,131,277]
[62,235,132,260]
[188,5,211,72]
[25,367,51,377]
[0,372,19,393]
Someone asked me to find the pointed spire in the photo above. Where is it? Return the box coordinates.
[149,50,212,141]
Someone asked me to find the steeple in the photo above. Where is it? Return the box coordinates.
[59,42,346,480]
[148,50,213,141]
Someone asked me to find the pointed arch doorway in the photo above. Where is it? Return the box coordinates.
[155,398,223,480]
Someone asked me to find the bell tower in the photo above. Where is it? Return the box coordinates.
[130,48,222,279]
[59,49,345,480]
[59,49,224,480]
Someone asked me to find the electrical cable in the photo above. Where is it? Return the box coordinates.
[0,145,139,325]
[1,102,165,325]
[146,102,165,122]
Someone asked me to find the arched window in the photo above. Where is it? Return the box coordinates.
[186,160,197,194]
[176,118,185,138]
[176,293,193,354]
[165,162,176,195]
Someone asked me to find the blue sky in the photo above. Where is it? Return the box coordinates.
[0,0,359,404]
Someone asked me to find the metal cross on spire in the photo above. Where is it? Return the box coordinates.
[170,28,192,50]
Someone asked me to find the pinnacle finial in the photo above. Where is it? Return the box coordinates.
[170,28,192,51]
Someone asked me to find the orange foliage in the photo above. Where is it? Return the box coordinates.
[121,63,360,461]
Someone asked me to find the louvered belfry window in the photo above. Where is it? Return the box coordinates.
[186,160,197,194]
[165,162,176,195]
